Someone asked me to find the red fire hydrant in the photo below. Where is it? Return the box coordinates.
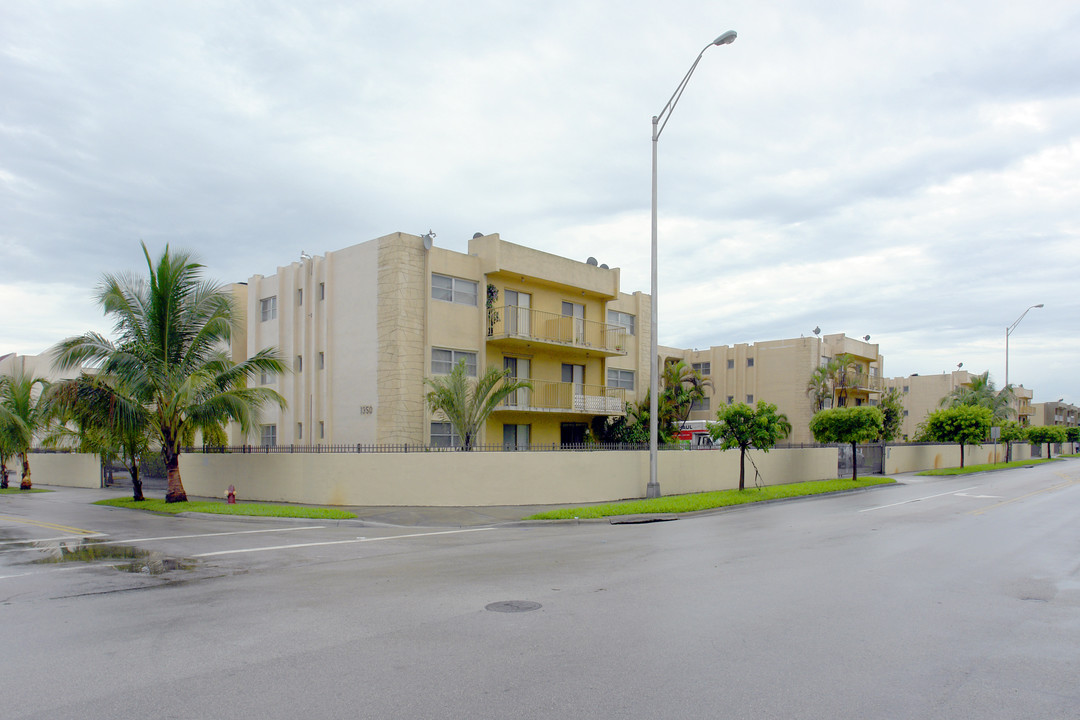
[226,485,236,504]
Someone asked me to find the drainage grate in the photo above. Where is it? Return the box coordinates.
[485,600,541,613]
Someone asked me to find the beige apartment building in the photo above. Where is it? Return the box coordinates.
[883,371,1037,440]
[1029,400,1080,428]
[663,333,885,444]
[242,232,650,448]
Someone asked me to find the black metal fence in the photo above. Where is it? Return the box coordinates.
[179,442,656,454]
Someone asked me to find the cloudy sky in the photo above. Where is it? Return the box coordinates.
[3,1,1078,402]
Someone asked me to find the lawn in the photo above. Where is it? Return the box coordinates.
[0,487,51,494]
[916,458,1059,476]
[95,497,356,519]
[524,477,895,520]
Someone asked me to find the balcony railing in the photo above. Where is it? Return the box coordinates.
[843,372,885,392]
[487,306,628,355]
[496,379,625,414]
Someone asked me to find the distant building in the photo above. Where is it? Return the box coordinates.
[1029,400,1079,428]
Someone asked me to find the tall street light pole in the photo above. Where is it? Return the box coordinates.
[1005,303,1044,390]
[648,30,737,499]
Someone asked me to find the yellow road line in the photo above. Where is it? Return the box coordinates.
[0,515,101,536]
[968,478,1080,516]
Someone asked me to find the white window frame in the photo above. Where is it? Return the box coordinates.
[260,296,277,322]
[692,362,711,376]
[431,348,477,376]
[431,274,478,306]
[430,422,461,448]
[607,368,635,390]
[607,310,635,336]
[260,424,277,447]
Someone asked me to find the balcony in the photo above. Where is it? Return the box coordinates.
[840,371,885,393]
[487,306,628,356]
[493,380,626,415]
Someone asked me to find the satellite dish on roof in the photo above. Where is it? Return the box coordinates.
[586,257,598,266]
[472,232,484,239]
[422,230,435,251]
[813,326,821,336]
[600,263,609,269]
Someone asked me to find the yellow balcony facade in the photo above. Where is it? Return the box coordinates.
[487,306,628,357]
[492,379,626,415]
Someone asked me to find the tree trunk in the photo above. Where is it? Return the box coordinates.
[739,448,746,491]
[1005,440,1011,463]
[851,442,858,481]
[163,446,187,503]
[19,452,31,490]
[0,458,8,489]
[960,443,965,468]
[129,461,144,502]
[1046,443,1052,460]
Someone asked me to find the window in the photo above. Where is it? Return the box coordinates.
[747,358,755,367]
[903,410,909,416]
[295,355,303,372]
[297,422,303,440]
[607,368,635,390]
[726,396,734,404]
[319,282,325,301]
[260,424,277,447]
[319,421,325,440]
[824,398,833,409]
[690,397,710,412]
[692,362,711,376]
[903,385,910,393]
[727,359,735,369]
[432,274,478,306]
[869,367,878,378]
[260,296,277,322]
[503,424,530,451]
[297,288,303,306]
[260,370,271,385]
[318,352,325,370]
[855,398,864,406]
[746,394,754,404]
[432,348,477,376]
[820,356,831,367]
[431,422,460,448]
[607,310,635,335]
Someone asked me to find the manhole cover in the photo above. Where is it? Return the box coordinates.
[485,600,541,613]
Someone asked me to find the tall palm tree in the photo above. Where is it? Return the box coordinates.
[425,360,532,450]
[0,369,52,489]
[941,371,1015,422]
[53,243,287,502]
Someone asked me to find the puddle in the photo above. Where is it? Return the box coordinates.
[31,539,194,575]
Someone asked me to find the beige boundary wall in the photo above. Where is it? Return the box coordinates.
[34,443,1034,506]
[21,453,101,489]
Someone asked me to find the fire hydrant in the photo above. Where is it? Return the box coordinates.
[226,485,236,504]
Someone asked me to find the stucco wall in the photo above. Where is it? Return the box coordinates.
[883,443,1031,474]
[22,453,100,489]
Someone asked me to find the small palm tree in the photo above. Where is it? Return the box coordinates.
[54,243,287,502]
[941,371,1014,422]
[425,360,532,450]
[0,402,31,489]
[662,360,714,426]
[0,369,52,489]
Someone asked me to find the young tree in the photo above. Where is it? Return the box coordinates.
[708,401,792,491]
[425,360,532,450]
[878,388,905,441]
[0,403,31,489]
[996,420,1028,462]
[809,406,884,481]
[1065,427,1080,453]
[922,406,993,468]
[1026,425,1068,459]
[54,243,288,502]
[0,369,53,489]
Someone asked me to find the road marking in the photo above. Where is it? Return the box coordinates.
[858,487,978,513]
[0,534,107,546]
[968,478,1080,516]
[191,527,494,557]
[0,516,101,535]
[0,526,327,555]
[953,493,1003,499]
[0,566,88,581]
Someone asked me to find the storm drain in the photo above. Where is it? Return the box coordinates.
[485,600,542,613]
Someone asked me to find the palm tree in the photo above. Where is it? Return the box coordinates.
[806,364,832,412]
[941,371,1015,422]
[53,243,287,502]
[662,360,714,426]
[0,369,52,489]
[425,360,532,450]
[0,403,31,489]
[50,374,154,501]
[806,354,859,411]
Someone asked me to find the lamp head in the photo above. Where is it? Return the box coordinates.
[1034,303,1044,308]
[713,30,738,46]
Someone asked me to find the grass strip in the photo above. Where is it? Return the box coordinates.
[916,458,1059,476]
[525,477,895,520]
[94,497,356,519]
[0,487,51,494]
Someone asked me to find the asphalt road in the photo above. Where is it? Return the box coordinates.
[2,462,1078,719]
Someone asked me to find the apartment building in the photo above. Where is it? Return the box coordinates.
[1029,400,1080,428]
[662,333,884,444]
[883,372,1038,439]
[243,232,650,448]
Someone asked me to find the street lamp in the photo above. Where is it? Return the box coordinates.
[1005,303,1043,389]
[647,31,737,499]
